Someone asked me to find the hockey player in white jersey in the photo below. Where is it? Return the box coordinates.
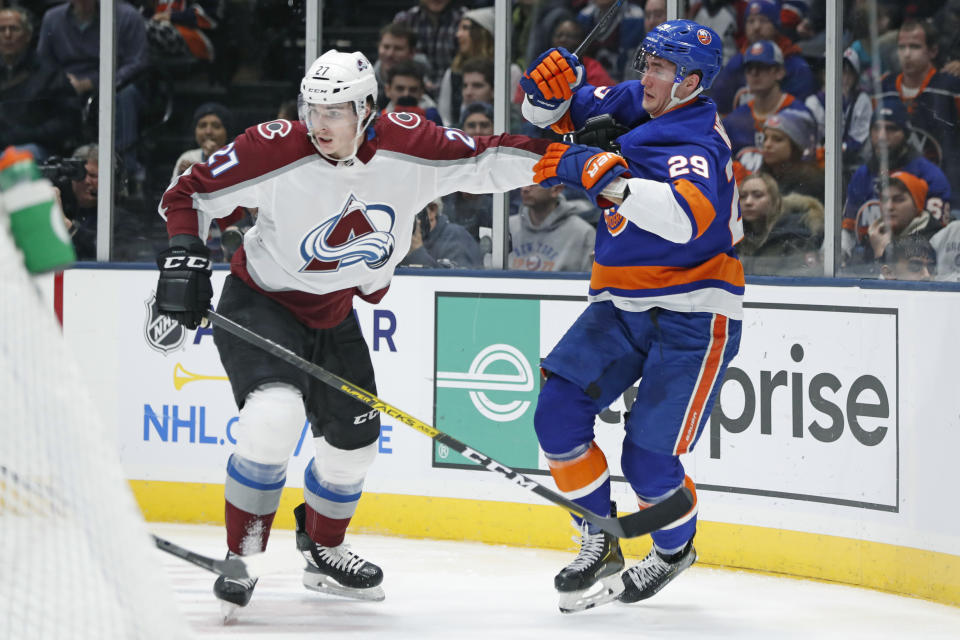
[154,49,553,619]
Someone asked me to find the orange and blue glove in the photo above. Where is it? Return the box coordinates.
[520,47,585,110]
[533,142,629,207]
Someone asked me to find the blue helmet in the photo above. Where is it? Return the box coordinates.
[635,20,723,90]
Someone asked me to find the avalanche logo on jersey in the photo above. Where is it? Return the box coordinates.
[300,194,396,272]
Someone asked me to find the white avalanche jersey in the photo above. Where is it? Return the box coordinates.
[161,113,551,327]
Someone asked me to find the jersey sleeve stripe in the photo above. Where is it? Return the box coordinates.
[672,179,716,239]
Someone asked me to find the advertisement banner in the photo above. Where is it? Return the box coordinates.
[432,295,899,513]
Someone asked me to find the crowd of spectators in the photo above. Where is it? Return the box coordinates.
[7,0,960,282]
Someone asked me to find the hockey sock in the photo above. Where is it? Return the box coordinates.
[302,442,375,547]
[534,375,611,529]
[621,440,698,551]
[543,441,612,530]
[224,454,287,554]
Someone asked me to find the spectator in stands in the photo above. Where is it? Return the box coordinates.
[576,0,645,81]
[143,0,219,62]
[851,170,943,273]
[758,109,823,200]
[842,99,953,261]
[508,183,595,272]
[437,7,521,126]
[737,172,824,276]
[549,18,615,88]
[0,6,73,160]
[880,234,937,281]
[401,197,482,268]
[878,19,960,196]
[644,0,667,33]
[37,0,149,184]
[55,143,98,260]
[460,56,494,104]
[171,101,232,180]
[170,102,250,261]
[442,102,494,240]
[381,60,443,126]
[722,40,811,167]
[805,46,873,167]
[373,22,429,110]
[930,218,960,280]
[393,0,466,93]
[711,0,815,115]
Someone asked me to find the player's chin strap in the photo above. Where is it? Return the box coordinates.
[662,82,704,114]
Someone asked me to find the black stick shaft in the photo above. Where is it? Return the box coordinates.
[573,0,625,58]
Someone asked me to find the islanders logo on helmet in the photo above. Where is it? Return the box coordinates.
[697,28,712,45]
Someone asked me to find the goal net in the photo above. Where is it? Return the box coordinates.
[0,218,189,638]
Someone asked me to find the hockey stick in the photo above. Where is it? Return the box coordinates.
[202,310,693,539]
[152,534,302,579]
[573,0,624,58]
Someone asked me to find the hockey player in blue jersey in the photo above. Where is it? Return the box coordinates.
[519,20,744,612]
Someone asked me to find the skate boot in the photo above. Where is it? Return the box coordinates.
[294,503,385,601]
[619,539,697,603]
[213,552,258,622]
[555,503,625,613]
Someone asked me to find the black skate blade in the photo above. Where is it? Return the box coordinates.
[558,574,625,614]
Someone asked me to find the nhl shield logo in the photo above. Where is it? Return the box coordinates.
[144,293,186,354]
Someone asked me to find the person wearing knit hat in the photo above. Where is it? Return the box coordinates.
[864,170,942,265]
[171,101,246,262]
[745,0,781,32]
[889,171,930,215]
[759,109,823,201]
[763,110,815,158]
[461,7,494,36]
[438,8,521,126]
[842,95,954,267]
[172,102,234,181]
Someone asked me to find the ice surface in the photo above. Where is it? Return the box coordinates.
[153,523,960,639]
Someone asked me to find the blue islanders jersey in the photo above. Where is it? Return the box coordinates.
[563,82,745,320]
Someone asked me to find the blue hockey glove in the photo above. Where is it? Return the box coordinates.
[520,47,585,110]
[533,142,629,207]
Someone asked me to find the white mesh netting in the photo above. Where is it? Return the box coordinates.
[0,221,190,639]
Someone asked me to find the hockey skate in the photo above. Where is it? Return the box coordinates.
[619,540,697,603]
[213,552,258,623]
[554,503,625,614]
[294,503,385,601]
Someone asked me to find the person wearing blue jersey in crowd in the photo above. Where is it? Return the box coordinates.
[519,20,744,613]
